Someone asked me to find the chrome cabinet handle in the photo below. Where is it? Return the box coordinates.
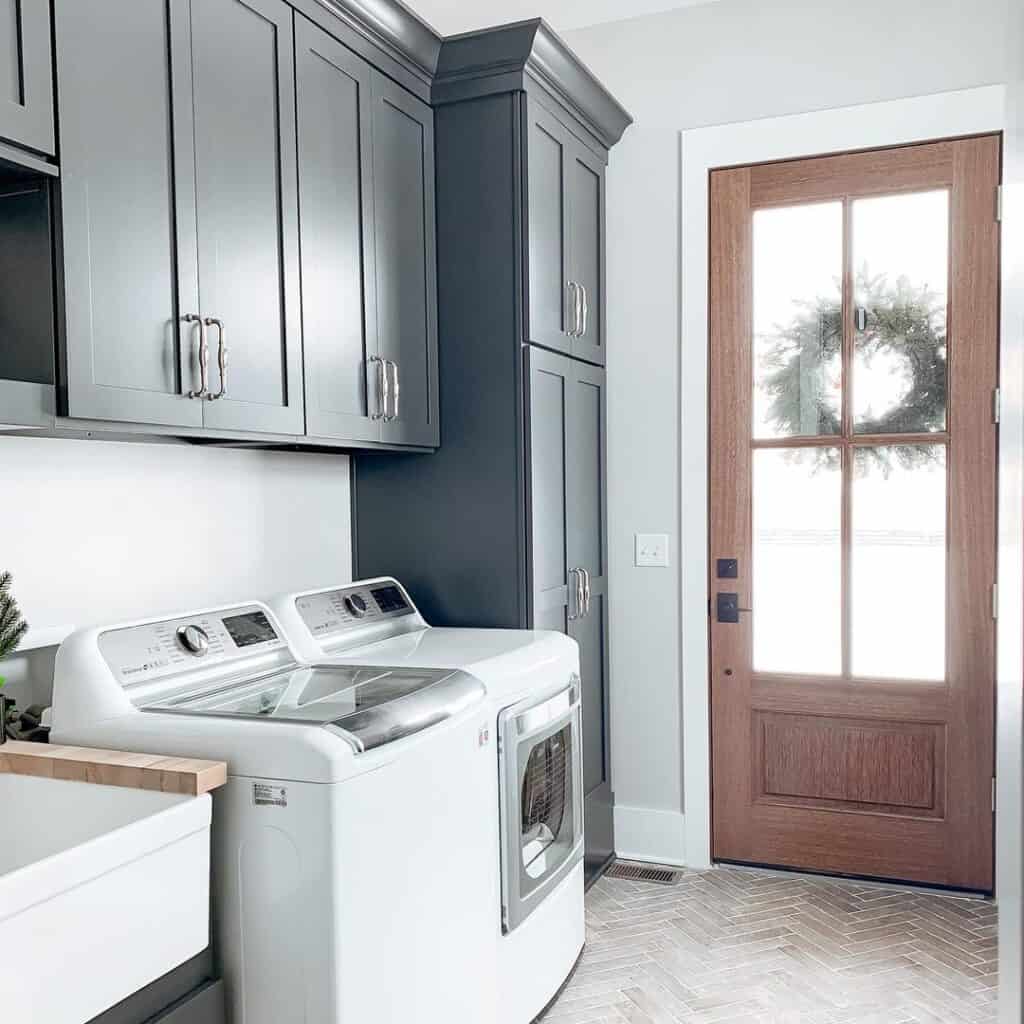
[568,568,584,621]
[566,282,580,337]
[185,314,209,399]
[388,360,400,422]
[582,569,592,616]
[580,284,589,338]
[370,356,388,420]
[204,318,227,400]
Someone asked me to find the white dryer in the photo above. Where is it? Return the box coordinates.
[50,601,498,1024]
[268,579,586,1024]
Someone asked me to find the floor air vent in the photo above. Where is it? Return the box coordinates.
[605,861,683,885]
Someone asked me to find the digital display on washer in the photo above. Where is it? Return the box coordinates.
[222,611,278,648]
[371,585,409,614]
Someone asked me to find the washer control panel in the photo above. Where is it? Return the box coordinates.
[99,605,286,688]
[296,581,414,640]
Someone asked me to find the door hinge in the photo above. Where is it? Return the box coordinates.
[996,185,1004,223]
[992,582,999,620]
[993,388,1001,424]
[992,777,997,813]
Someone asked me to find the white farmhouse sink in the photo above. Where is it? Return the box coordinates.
[0,774,212,1024]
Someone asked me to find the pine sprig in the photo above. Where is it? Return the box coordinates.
[0,571,28,661]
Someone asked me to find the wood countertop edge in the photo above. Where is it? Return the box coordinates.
[0,741,228,796]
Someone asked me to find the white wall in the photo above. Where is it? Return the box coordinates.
[0,436,352,704]
[562,0,1010,862]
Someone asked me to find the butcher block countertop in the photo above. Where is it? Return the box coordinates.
[0,741,227,796]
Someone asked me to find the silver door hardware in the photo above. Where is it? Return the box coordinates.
[567,568,583,620]
[580,284,589,338]
[854,307,868,332]
[370,356,388,420]
[993,388,1001,424]
[566,282,580,337]
[582,568,591,616]
[388,360,400,422]
[992,777,997,812]
[992,582,999,620]
[185,314,209,399]
[996,185,1003,223]
[205,318,228,400]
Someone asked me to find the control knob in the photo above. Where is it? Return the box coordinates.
[344,594,368,618]
[176,624,210,656]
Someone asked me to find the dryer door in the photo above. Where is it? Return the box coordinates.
[499,678,584,932]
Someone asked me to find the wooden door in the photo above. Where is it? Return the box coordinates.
[373,72,439,449]
[56,0,202,428]
[565,358,613,876]
[191,0,304,435]
[567,141,606,366]
[295,16,381,443]
[710,136,1000,891]
[526,98,573,358]
[0,0,53,155]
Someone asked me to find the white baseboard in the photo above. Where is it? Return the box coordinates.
[614,805,688,867]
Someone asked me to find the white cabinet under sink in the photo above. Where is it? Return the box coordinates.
[0,774,212,1024]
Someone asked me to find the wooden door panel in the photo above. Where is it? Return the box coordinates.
[710,136,999,891]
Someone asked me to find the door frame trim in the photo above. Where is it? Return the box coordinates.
[678,86,1006,875]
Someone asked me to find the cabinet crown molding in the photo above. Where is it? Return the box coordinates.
[311,0,443,84]
[433,19,633,150]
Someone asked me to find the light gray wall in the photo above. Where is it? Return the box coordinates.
[0,436,351,705]
[562,0,1010,855]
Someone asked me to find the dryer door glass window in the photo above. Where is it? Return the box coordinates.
[518,722,577,900]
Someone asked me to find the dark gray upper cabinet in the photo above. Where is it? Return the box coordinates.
[190,0,304,436]
[372,72,438,448]
[0,0,54,156]
[296,17,438,448]
[526,98,607,365]
[56,0,202,428]
[296,17,379,442]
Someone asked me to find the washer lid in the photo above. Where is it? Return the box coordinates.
[142,664,485,753]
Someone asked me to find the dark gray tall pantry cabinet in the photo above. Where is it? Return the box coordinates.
[353,21,631,883]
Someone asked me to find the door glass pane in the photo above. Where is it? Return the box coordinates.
[852,445,946,680]
[753,203,842,439]
[753,448,842,674]
[852,190,949,434]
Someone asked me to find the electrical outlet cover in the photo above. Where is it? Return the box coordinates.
[635,533,669,567]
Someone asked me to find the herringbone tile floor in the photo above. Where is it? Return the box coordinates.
[544,865,997,1024]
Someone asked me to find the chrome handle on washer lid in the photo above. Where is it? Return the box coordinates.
[185,314,209,399]
[205,317,227,400]
[370,356,388,420]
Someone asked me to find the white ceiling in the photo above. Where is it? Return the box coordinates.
[407,0,719,36]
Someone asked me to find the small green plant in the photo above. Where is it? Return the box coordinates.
[0,570,28,690]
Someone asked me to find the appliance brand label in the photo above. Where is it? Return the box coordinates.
[253,783,287,808]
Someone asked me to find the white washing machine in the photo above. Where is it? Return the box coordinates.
[49,600,499,1024]
[267,579,586,1024]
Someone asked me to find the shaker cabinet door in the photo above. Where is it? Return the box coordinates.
[56,0,203,427]
[525,98,572,357]
[295,16,381,442]
[0,0,54,155]
[191,0,304,436]
[373,72,439,448]
[564,359,613,871]
[567,142,606,366]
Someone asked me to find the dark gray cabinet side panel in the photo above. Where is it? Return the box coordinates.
[568,144,605,365]
[55,0,203,427]
[191,0,304,435]
[87,952,215,1024]
[527,346,571,628]
[0,0,54,155]
[373,71,439,448]
[525,97,571,356]
[355,94,523,627]
[295,15,380,442]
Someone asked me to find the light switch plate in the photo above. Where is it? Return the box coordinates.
[635,533,669,567]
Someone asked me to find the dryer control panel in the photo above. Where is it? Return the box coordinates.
[296,582,415,641]
[98,604,288,690]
